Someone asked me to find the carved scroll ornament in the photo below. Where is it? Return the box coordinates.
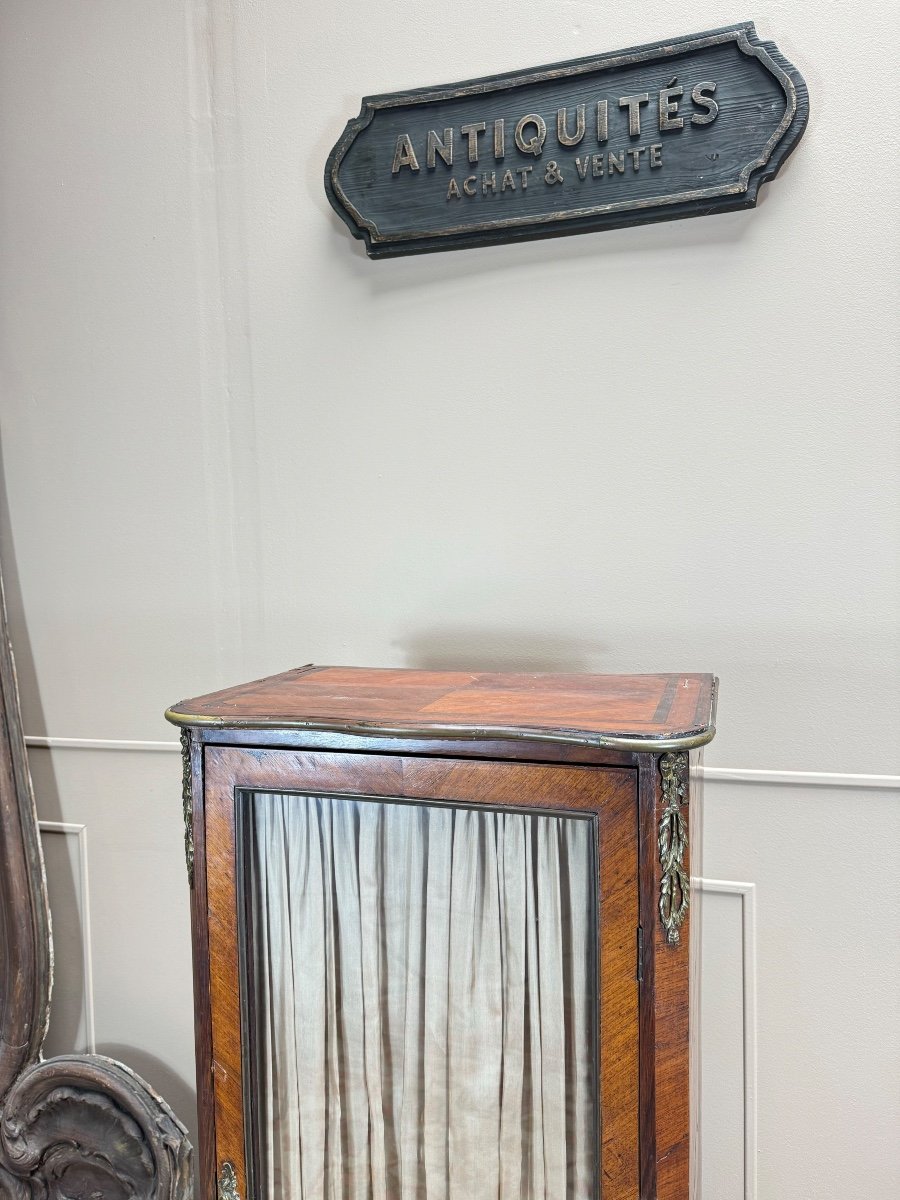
[217,1161,240,1200]
[0,566,193,1199]
[658,751,689,945]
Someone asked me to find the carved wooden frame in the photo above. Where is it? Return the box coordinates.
[0,569,194,1200]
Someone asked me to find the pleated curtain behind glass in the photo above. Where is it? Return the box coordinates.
[245,792,597,1200]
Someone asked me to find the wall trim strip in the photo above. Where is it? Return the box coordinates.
[695,877,758,1200]
[698,767,899,790]
[23,737,900,792]
[36,820,96,1055]
[26,736,179,753]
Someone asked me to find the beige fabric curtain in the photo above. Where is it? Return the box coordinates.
[248,793,596,1200]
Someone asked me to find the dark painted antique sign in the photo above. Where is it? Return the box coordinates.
[325,22,808,257]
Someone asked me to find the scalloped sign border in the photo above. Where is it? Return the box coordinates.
[325,22,809,258]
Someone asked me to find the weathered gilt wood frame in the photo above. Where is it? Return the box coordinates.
[0,569,194,1200]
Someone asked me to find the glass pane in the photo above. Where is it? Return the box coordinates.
[240,791,599,1200]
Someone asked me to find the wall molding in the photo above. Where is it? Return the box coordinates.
[695,877,758,1200]
[697,766,899,790]
[26,736,179,753]
[37,820,96,1055]
[23,736,900,792]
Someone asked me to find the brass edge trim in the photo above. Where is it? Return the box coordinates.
[658,751,690,944]
[163,709,716,753]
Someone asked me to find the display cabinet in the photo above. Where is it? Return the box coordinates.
[167,665,717,1200]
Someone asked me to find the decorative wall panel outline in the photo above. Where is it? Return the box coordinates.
[695,877,758,1200]
[37,820,96,1055]
[0,566,194,1199]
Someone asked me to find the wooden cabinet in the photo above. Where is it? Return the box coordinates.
[167,666,716,1200]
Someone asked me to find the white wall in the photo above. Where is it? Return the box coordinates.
[1,0,898,1194]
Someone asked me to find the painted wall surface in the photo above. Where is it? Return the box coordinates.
[0,0,898,1195]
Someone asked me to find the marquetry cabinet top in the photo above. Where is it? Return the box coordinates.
[166,665,717,752]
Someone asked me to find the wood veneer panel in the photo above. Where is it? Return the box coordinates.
[187,735,216,1198]
[599,772,640,1199]
[170,666,716,748]
[637,755,691,1200]
[205,767,248,1196]
[197,725,637,768]
[203,747,640,1198]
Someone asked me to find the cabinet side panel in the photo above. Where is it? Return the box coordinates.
[599,779,640,1200]
[638,760,657,1199]
[189,736,217,1198]
[205,762,248,1194]
[688,755,703,1200]
[651,755,691,1200]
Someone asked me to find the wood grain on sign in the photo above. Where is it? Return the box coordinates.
[324,22,809,256]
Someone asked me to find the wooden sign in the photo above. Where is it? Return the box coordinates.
[325,22,808,258]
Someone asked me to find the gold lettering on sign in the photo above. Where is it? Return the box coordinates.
[596,100,608,144]
[426,128,453,169]
[557,105,585,147]
[565,143,665,184]
[543,160,564,185]
[619,93,650,137]
[494,118,506,159]
[659,81,684,131]
[387,76,714,186]
[392,134,419,174]
[515,114,546,156]
[460,122,486,162]
[444,136,667,200]
[690,81,719,124]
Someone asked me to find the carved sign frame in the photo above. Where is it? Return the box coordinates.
[325,22,809,257]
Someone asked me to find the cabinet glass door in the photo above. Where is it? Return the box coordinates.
[202,748,638,1200]
[240,791,598,1200]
